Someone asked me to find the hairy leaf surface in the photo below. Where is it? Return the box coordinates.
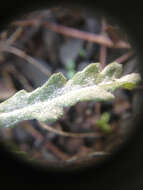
[0,62,141,128]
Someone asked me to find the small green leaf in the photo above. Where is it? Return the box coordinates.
[0,62,141,128]
[96,112,111,133]
[78,48,87,58]
[66,59,76,79]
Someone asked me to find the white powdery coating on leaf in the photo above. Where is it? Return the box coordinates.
[0,62,141,128]
[116,73,141,83]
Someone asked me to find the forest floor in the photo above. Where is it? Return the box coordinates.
[0,7,140,170]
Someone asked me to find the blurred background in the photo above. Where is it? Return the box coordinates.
[0,7,139,169]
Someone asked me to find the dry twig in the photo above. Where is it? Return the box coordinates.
[6,27,23,45]
[99,17,107,68]
[115,51,134,64]
[45,141,70,160]
[66,151,109,162]
[13,19,131,49]
[4,65,33,91]
[38,121,102,138]
[0,44,51,77]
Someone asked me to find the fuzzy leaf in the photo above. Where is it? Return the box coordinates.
[0,62,141,128]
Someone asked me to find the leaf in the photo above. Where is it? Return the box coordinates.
[96,112,111,133]
[0,62,141,128]
[66,59,76,79]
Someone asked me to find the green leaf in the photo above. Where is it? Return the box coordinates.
[0,62,141,128]
[96,112,111,133]
[66,59,76,79]
[78,48,87,58]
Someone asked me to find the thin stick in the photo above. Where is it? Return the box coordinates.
[6,27,23,45]
[23,121,44,142]
[100,46,107,68]
[115,51,134,64]
[43,22,131,49]
[99,17,107,68]
[2,69,16,91]
[97,18,107,116]
[13,19,131,49]
[4,65,33,91]
[0,44,51,77]
[45,141,70,160]
[12,19,40,27]
[38,121,102,138]
[66,151,109,162]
